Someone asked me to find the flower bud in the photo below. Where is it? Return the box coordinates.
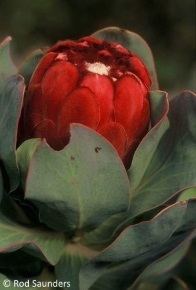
[21,36,151,166]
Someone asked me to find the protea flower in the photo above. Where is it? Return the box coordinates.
[21,36,151,166]
[0,27,195,290]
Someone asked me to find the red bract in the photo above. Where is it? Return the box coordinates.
[21,36,151,166]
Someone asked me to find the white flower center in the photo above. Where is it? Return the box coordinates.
[86,62,110,75]
[56,53,67,61]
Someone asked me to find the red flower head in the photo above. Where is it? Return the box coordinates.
[22,37,151,167]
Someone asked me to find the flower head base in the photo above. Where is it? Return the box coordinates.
[22,36,151,166]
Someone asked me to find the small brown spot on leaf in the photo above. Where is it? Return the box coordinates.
[95,147,102,153]
[70,179,77,185]
[71,156,75,160]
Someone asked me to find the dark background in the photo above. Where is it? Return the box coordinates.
[0,0,195,94]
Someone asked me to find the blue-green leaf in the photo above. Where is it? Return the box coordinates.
[0,211,64,265]
[0,76,25,191]
[128,91,196,217]
[24,124,131,232]
[0,37,17,85]
[80,200,196,290]
[19,49,44,85]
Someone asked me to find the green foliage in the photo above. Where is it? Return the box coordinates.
[55,250,89,290]
[80,200,196,290]
[128,91,196,217]
[18,125,130,232]
[0,210,65,265]
[19,49,44,85]
[0,38,25,191]
[0,27,195,289]
[0,37,17,81]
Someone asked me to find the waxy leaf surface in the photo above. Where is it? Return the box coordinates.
[129,240,191,289]
[24,124,130,232]
[55,249,88,290]
[0,76,25,191]
[128,91,196,216]
[0,37,17,84]
[0,37,25,191]
[83,91,169,249]
[19,49,44,85]
[80,200,196,289]
[0,211,64,265]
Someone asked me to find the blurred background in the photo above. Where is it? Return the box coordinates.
[0,0,195,94]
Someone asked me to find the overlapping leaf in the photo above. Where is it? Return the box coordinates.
[0,38,25,191]
[0,37,17,84]
[128,91,196,217]
[83,91,169,249]
[21,124,131,232]
[92,26,158,90]
[17,138,41,188]
[178,187,196,201]
[19,49,44,85]
[129,240,191,289]
[0,31,195,290]
[0,211,65,265]
[133,276,189,290]
[157,276,189,290]
[80,200,196,290]
[0,76,25,191]
[84,91,196,248]
[85,239,191,290]
[55,249,89,290]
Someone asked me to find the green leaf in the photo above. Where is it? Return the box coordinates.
[19,49,44,85]
[0,37,17,85]
[0,211,64,265]
[0,75,25,191]
[128,91,196,217]
[0,189,32,225]
[83,211,128,250]
[0,37,25,191]
[160,276,190,290]
[92,26,158,90]
[130,241,190,289]
[17,138,41,188]
[89,232,195,290]
[83,204,166,251]
[79,200,196,290]
[173,240,196,289]
[178,188,196,201]
[131,282,160,290]
[55,249,88,290]
[83,91,169,250]
[149,90,169,126]
[24,124,131,232]
[128,90,169,192]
